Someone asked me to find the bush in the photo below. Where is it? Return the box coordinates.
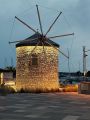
[63,85,78,92]
[0,85,16,95]
[18,88,60,93]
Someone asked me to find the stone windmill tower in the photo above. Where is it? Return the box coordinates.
[9,5,74,92]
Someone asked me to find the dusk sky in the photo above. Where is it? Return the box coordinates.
[0,0,90,72]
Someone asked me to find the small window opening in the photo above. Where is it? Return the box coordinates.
[31,54,38,66]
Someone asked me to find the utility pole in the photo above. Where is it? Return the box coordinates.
[83,46,87,77]
[67,49,70,73]
[83,46,90,77]
[11,57,13,67]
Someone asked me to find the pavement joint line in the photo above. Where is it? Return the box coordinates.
[5,105,26,109]
[62,115,80,120]
[35,106,47,110]
[25,114,40,118]
[69,101,87,104]
[14,109,26,112]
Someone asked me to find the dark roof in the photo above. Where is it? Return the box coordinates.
[16,33,59,48]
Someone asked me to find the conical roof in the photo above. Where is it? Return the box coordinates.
[16,33,59,48]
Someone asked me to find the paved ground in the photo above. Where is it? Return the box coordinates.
[0,92,90,120]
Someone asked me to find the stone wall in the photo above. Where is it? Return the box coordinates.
[16,46,60,91]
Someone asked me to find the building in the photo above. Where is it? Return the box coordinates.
[16,33,60,91]
[0,68,13,85]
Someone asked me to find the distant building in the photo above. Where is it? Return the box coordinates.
[0,68,13,85]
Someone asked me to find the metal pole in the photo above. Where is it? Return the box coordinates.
[83,46,87,80]
[67,49,70,73]
[85,53,87,76]
[83,46,90,80]
[83,46,85,76]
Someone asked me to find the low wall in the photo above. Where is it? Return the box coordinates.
[78,82,90,94]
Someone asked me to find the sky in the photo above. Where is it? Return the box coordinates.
[0,0,90,72]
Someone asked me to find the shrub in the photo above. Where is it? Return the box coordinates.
[0,85,16,95]
[18,88,61,93]
[63,84,78,92]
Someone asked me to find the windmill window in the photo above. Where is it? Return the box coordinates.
[31,54,38,66]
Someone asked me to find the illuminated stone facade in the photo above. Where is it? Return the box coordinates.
[16,45,60,91]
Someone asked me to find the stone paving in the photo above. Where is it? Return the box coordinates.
[0,92,90,120]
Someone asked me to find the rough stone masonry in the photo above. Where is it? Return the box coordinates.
[16,45,60,91]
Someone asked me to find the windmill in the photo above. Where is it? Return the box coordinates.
[9,5,74,92]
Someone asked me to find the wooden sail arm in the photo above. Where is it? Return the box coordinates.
[48,33,74,39]
[30,41,40,55]
[36,5,43,35]
[45,12,62,36]
[9,40,23,44]
[58,49,69,59]
[15,16,37,33]
[45,41,69,59]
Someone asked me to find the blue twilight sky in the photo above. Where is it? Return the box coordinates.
[0,0,90,72]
